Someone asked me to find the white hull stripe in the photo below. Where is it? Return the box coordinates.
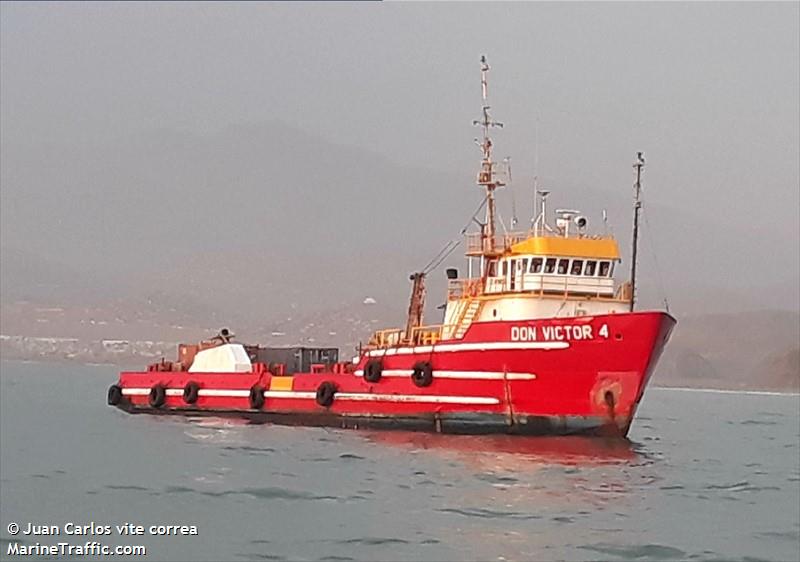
[123,389,251,397]
[121,388,500,405]
[353,370,536,381]
[335,393,498,405]
[366,341,568,357]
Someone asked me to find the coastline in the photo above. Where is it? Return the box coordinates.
[2,343,797,394]
[652,386,800,397]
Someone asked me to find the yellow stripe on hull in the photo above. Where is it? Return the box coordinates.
[269,376,294,391]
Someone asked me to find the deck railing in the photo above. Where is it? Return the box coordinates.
[447,278,484,300]
[365,279,633,351]
[465,232,528,254]
[368,328,404,348]
[448,275,631,302]
[367,324,459,350]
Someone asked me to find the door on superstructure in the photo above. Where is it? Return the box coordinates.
[508,259,517,291]
[518,258,529,291]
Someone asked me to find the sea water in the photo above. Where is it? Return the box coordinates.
[1,360,798,561]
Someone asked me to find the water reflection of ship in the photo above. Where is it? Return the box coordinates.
[362,430,647,557]
[362,431,639,467]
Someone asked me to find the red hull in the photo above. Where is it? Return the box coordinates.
[111,311,675,437]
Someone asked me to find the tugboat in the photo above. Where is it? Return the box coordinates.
[108,57,675,437]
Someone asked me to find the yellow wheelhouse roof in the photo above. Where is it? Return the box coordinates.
[508,236,620,260]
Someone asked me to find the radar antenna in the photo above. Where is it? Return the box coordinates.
[533,189,551,235]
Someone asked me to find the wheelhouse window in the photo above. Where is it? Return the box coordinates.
[570,260,584,275]
[501,260,508,276]
[585,260,597,276]
[520,258,529,273]
[599,261,611,277]
[487,259,498,277]
[530,258,543,273]
[557,259,569,275]
[544,258,557,274]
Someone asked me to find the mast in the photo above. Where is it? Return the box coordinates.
[473,55,504,257]
[630,152,645,312]
[404,272,426,341]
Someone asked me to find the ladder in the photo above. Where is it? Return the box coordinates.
[453,299,482,339]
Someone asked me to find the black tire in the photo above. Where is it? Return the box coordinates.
[363,359,383,383]
[107,384,123,406]
[249,385,265,409]
[315,381,337,408]
[149,384,166,408]
[411,361,433,388]
[183,381,200,404]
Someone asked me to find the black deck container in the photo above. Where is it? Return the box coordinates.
[246,346,339,374]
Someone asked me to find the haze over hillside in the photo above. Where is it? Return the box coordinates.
[1,3,798,389]
[2,121,797,320]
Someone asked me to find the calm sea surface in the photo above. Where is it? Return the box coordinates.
[1,360,798,562]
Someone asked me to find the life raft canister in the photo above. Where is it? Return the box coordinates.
[315,381,337,408]
[411,361,433,388]
[107,384,123,406]
[363,359,383,383]
[183,381,200,404]
[149,384,166,408]
[249,385,265,409]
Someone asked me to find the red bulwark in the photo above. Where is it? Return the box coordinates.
[112,311,675,437]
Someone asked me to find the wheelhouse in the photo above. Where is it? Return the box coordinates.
[484,252,618,297]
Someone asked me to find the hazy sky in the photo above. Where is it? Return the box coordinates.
[3,3,798,209]
[1,2,798,312]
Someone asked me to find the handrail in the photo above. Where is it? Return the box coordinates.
[367,328,404,348]
[452,295,480,334]
[366,324,460,350]
[616,281,633,301]
[447,278,484,300]
[447,276,631,303]
[409,325,443,346]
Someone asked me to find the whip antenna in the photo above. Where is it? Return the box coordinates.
[630,151,645,311]
[505,156,518,228]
